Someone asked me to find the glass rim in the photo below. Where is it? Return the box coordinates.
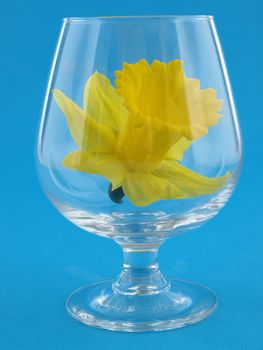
[63,15,214,23]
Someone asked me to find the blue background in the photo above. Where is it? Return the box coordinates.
[0,1,262,349]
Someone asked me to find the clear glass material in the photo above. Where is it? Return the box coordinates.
[36,15,242,332]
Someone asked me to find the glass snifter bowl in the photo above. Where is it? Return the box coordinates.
[36,15,242,332]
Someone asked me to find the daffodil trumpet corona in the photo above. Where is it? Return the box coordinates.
[52,59,231,207]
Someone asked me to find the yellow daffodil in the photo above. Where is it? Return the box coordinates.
[53,59,231,206]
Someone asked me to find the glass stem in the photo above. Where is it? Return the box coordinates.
[113,243,170,295]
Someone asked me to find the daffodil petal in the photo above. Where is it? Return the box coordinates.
[52,89,116,153]
[52,89,85,147]
[63,150,126,190]
[84,72,128,134]
[154,160,231,198]
[122,172,172,206]
[81,116,116,153]
[165,137,192,161]
[122,159,231,206]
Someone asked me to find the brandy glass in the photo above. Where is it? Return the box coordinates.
[36,15,242,332]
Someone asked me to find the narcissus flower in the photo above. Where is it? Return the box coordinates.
[53,59,231,206]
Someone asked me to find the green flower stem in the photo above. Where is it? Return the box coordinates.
[108,183,125,204]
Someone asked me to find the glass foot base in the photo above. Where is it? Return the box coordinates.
[66,279,217,332]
